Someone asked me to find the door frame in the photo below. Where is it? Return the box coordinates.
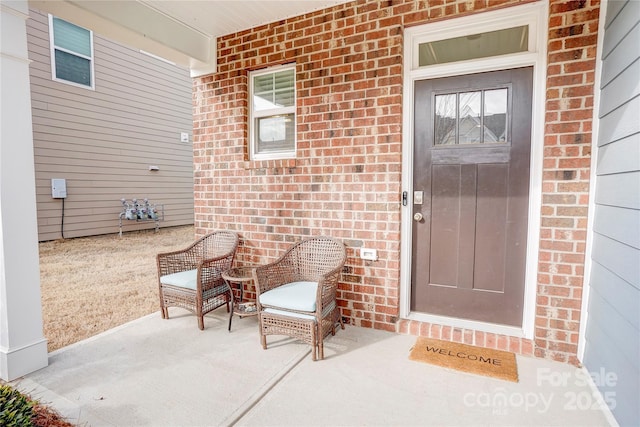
[400,2,549,339]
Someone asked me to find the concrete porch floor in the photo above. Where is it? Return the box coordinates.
[13,309,616,426]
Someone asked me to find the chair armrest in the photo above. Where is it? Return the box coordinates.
[197,252,235,292]
[316,264,344,312]
[157,246,202,277]
[157,231,237,277]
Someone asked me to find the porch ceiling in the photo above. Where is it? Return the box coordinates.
[28,0,349,76]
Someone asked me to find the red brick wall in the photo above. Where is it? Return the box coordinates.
[193,0,600,364]
[535,0,600,364]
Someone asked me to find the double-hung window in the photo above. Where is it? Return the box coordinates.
[249,65,296,160]
[49,15,94,89]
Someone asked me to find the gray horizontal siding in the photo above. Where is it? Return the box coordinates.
[589,263,640,331]
[587,280,638,379]
[584,1,640,426]
[27,8,194,241]
[594,171,640,209]
[593,205,640,250]
[583,310,637,427]
[596,133,639,174]
[591,233,640,292]
[602,0,639,54]
[598,94,639,145]
[600,23,639,87]
[598,59,639,116]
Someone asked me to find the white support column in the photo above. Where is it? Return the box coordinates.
[0,0,48,380]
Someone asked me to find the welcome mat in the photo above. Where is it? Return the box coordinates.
[409,337,518,382]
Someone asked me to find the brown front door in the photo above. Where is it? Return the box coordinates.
[411,68,533,327]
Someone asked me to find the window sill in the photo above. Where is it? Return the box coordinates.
[242,158,298,170]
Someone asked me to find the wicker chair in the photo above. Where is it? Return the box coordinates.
[157,231,239,330]
[253,236,346,360]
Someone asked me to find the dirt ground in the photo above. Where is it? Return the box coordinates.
[39,225,195,352]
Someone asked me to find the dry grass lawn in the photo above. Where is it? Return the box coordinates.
[39,225,195,352]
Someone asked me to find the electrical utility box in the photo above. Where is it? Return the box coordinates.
[51,178,67,198]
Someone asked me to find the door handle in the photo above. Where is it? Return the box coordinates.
[414,213,423,222]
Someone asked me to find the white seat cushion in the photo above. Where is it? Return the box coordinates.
[160,269,197,290]
[258,281,317,312]
[263,301,336,322]
[264,308,315,321]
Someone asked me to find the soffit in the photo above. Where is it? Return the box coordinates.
[28,0,350,76]
[143,1,344,38]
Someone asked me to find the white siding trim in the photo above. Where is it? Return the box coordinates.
[579,0,607,361]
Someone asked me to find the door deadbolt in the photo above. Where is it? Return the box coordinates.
[414,213,423,222]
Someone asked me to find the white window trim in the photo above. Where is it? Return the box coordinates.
[400,1,548,339]
[48,14,95,90]
[249,64,296,161]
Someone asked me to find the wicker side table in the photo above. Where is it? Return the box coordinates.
[222,266,257,331]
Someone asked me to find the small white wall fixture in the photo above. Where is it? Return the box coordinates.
[0,0,49,380]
